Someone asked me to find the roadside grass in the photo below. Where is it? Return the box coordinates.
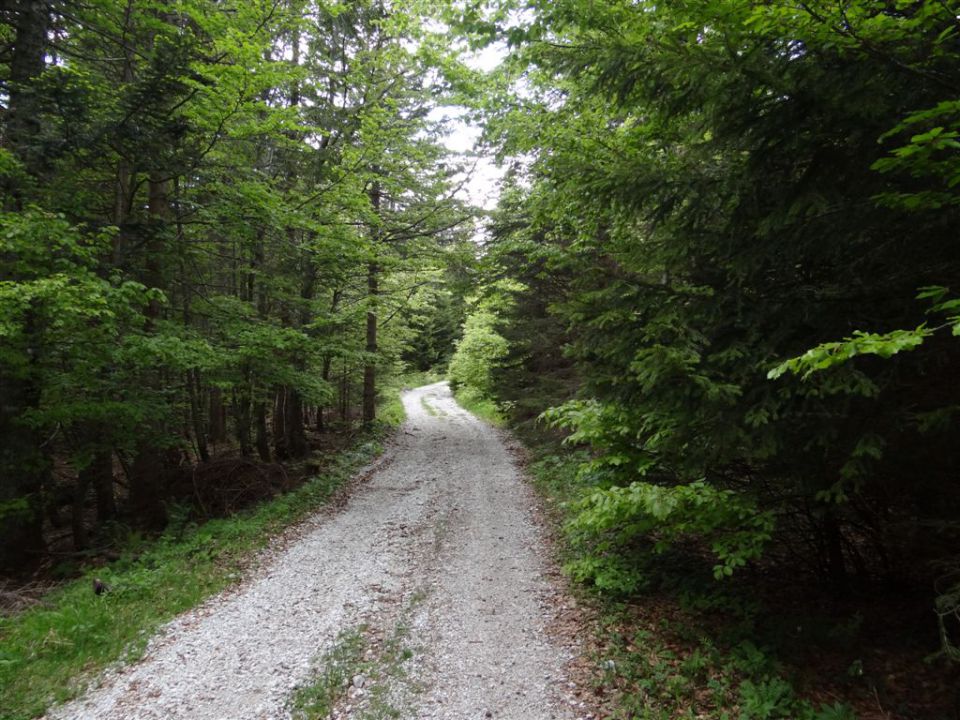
[0,400,408,720]
[523,437,860,720]
[419,395,439,416]
[290,591,423,720]
[290,626,368,719]
[450,385,505,427]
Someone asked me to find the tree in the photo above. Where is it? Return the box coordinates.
[479,0,960,594]
[0,0,476,566]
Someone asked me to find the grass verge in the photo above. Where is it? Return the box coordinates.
[0,416,402,720]
[450,385,505,427]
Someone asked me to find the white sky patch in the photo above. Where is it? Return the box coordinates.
[433,42,510,216]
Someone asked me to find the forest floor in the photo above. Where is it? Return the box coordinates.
[45,382,594,720]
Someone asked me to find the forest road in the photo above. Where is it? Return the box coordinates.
[48,382,585,720]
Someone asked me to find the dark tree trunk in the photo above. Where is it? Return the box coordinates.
[363,182,381,426]
[822,511,849,595]
[129,175,171,526]
[316,289,341,432]
[90,449,116,524]
[272,389,288,460]
[188,369,210,462]
[340,363,350,421]
[317,355,333,431]
[71,473,91,551]
[233,388,253,457]
[209,387,226,444]
[255,401,271,462]
[363,261,379,426]
[286,389,307,457]
[5,0,49,186]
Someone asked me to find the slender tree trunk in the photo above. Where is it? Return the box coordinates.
[284,255,314,457]
[233,388,253,457]
[822,511,849,595]
[340,361,350,421]
[4,0,48,190]
[71,472,91,551]
[209,387,226,444]
[363,261,379,425]
[317,355,333,431]
[317,289,341,431]
[272,389,288,460]
[363,183,381,426]
[285,389,307,457]
[129,175,171,527]
[255,401,271,462]
[90,449,116,524]
[188,369,210,462]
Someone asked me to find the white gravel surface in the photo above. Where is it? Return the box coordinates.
[48,382,583,720]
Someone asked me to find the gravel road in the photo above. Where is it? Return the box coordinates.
[48,382,584,720]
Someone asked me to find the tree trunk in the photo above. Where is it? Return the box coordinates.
[233,388,253,457]
[4,0,49,188]
[188,369,210,462]
[129,175,170,527]
[363,182,382,426]
[317,289,341,431]
[822,511,849,596]
[286,389,307,457]
[90,449,117,524]
[209,387,226,444]
[255,401,271,462]
[272,389,288,460]
[363,261,379,426]
[71,472,91,552]
[317,355,333,431]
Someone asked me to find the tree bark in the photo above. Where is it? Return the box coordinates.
[363,261,379,425]
[4,0,49,186]
[129,175,170,528]
[363,182,381,426]
[255,401,271,462]
[90,449,117,524]
[71,473,91,552]
[209,387,226,444]
[188,369,210,463]
[233,388,253,457]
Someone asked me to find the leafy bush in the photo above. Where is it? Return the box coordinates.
[564,479,774,592]
[447,309,509,397]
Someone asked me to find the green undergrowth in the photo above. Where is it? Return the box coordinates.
[290,592,422,720]
[0,416,402,720]
[419,395,440,416]
[290,626,368,719]
[523,436,860,720]
[450,385,505,426]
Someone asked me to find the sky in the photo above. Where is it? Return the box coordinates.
[431,43,509,214]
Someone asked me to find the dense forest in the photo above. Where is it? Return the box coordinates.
[3,0,960,718]
[0,0,475,569]
[447,0,960,715]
